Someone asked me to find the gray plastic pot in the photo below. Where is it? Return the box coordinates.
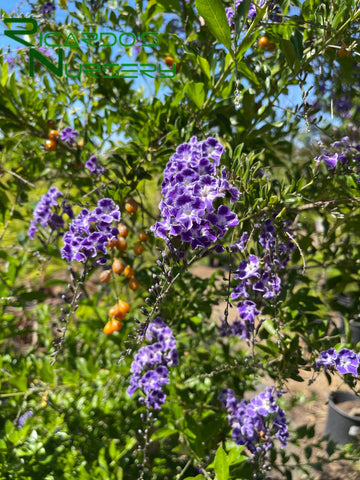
[350,321,360,344]
[324,391,360,444]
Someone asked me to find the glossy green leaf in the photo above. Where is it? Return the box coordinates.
[195,0,232,51]
[214,446,229,480]
[184,82,206,109]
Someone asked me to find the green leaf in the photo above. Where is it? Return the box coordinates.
[290,29,303,60]
[184,82,206,109]
[196,56,211,81]
[237,61,260,86]
[155,0,181,12]
[235,0,251,35]
[214,446,229,480]
[279,38,300,74]
[195,0,232,51]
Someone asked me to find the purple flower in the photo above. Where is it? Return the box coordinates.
[151,136,240,252]
[314,136,360,174]
[85,155,105,176]
[230,232,249,252]
[18,410,33,428]
[317,348,360,375]
[219,387,288,455]
[60,127,79,144]
[60,198,120,263]
[127,318,178,409]
[335,348,359,375]
[226,0,267,28]
[6,56,16,70]
[316,347,338,369]
[28,187,65,239]
[38,47,52,58]
[41,2,56,15]
[234,255,260,280]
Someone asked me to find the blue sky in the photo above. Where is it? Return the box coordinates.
[0,0,332,146]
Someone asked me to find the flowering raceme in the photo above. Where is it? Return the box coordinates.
[316,347,360,375]
[151,136,240,250]
[60,198,120,264]
[314,136,360,181]
[219,387,289,455]
[28,187,73,240]
[225,219,294,339]
[127,318,178,409]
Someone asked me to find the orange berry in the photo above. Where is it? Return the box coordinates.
[107,237,119,248]
[259,36,276,51]
[112,258,125,274]
[116,237,127,251]
[118,223,129,237]
[134,242,144,256]
[109,305,120,317]
[117,299,130,314]
[338,46,350,57]
[124,265,135,278]
[104,321,114,334]
[111,319,123,332]
[139,230,149,242]
[125,198,138,214]
[109,305,126,319]
[259,36,269,49]
[45,139,57,151]
[165,56,174,67]
[99,270,111,283]
[129,277,139,291]
[48,130,59,141]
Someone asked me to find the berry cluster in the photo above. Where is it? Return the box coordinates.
[151,136,240,251]
[219,387,289,455]
[127,317,178,409]
[104,299,130,335]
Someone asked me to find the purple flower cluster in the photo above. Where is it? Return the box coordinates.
[227,219,294,339]
[18,410,33,428]
[226,0,280,28]
[60,198,120,264]
[60,127,79,144]
[314,136,360,176]
[316,348,360,375]
[41,2,56,15]
[6,56,16,70]
[85,155,105,176]
[127,318,178,409]
[28,187,73,240]
[334,95,353,118]
[219,387,288,454]
[151,136,240,251]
